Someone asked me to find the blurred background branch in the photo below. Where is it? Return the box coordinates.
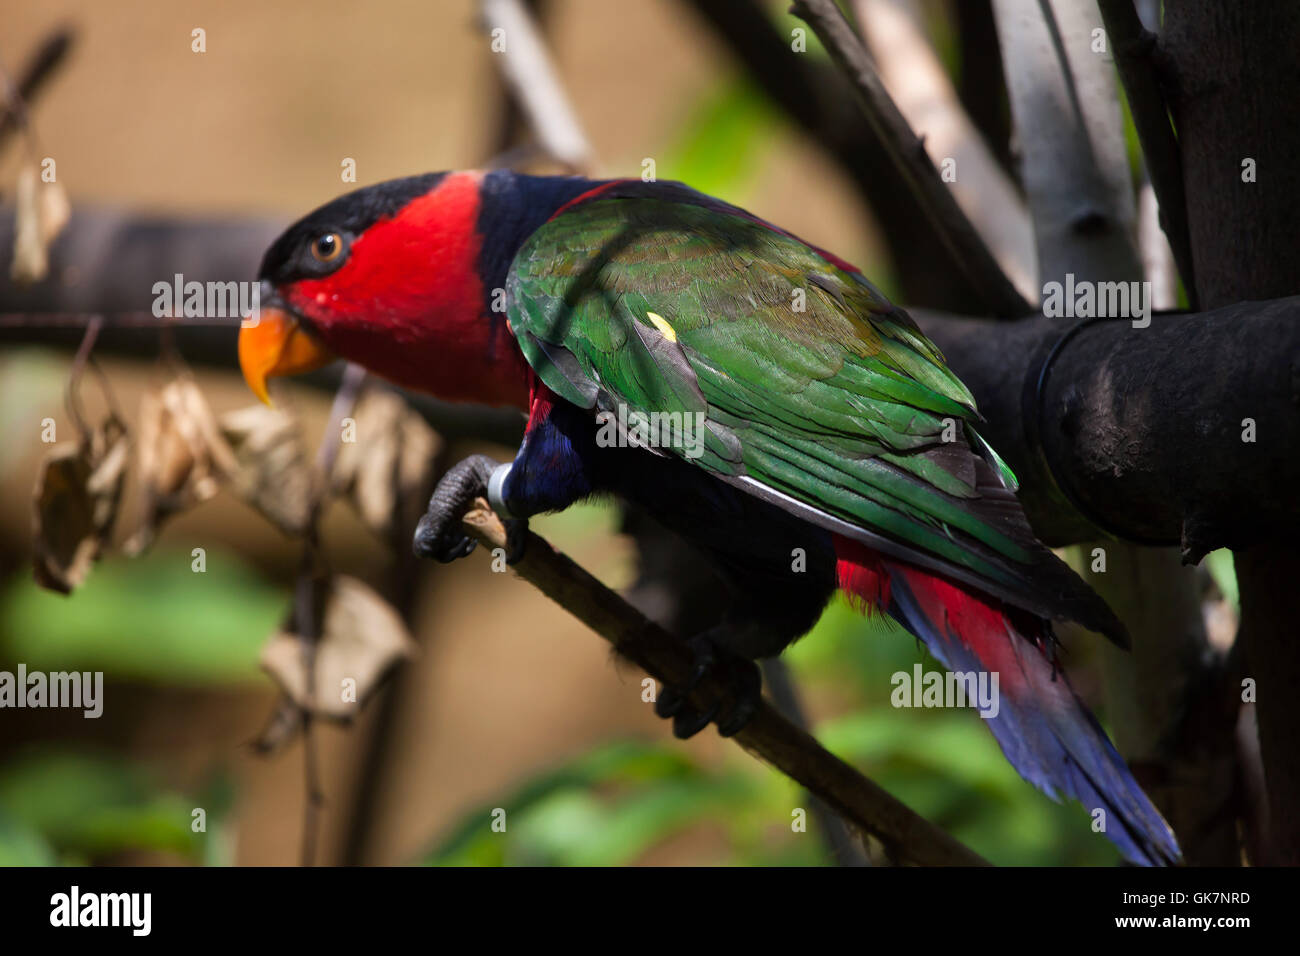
[0,25,74,153]
[790,0,1031,317]
[853,0,1036,302]
[1095,0,1195,305]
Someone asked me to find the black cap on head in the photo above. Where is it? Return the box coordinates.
[258,172,448,286]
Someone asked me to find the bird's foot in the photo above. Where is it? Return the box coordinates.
[413,455,527,564]
[654,634,762,738]
[498,516,528,565]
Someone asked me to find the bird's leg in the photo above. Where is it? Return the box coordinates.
[413,454,527,564]
[654,631,763,738]
[414,398,595,564]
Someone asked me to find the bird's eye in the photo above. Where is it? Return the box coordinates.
[310,232,344,264]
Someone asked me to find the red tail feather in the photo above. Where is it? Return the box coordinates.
[833,537,890,614]
[830,532,1179,865]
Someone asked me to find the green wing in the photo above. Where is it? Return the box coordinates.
[505,195,1089,623]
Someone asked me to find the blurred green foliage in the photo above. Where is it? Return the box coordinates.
[0,751,230,865]
[0,549,282,684]
[422,743,778,866]
[421,595,1128,867]
[662,79,779,202]
[0,352,65,474]
[421,547,1243,868]
[1205,549,1238,609]
[0,548,266,864]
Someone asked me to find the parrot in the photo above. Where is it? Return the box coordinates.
[238,170,1180,865]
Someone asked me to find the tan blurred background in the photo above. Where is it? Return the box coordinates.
[0,0,878,865]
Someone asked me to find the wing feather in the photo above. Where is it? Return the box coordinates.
[504,189,1120,636]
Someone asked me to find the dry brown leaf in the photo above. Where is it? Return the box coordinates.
[11,164,46,284]
[124,377,238,555]
[220,404,315,536]
[330,389,442,542]
[39,180,71,245]
[9,164,71,284]
[260,575,416,720]
[32,415,129,593]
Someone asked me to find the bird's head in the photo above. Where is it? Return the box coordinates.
[238,170,530,408]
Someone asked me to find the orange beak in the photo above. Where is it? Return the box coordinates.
[238,306,336,404]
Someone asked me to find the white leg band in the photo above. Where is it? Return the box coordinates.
[487,462,515,519]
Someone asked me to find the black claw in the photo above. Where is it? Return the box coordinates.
[413,520,476,563]
[717,688,759,737]
[441,535,478,563]
[654,686,685,720]
[503,518,528,565]
[672,702,719,739]
[653,635,762,739]
[411,519,438,559]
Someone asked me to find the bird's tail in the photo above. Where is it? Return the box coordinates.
[833,536,1181,866]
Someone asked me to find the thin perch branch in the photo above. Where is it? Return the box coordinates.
[458,500,989,867]
[789,0,1032,317]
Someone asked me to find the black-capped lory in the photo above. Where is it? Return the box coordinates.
[239,171,1179,865]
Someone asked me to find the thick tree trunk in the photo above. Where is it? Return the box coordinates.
[914,299,1300,553]
[1164,1,1300,864]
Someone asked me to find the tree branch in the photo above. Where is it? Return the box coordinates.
[457,501,988,867]
[913,298,1300,557]
[9,293,1300,560]
[853,0,1036,302]
[0,25,75,152]
[761,658,871,865]
[680,0,1005,311]
[478,0,594,173]
[1095,0,1197,306]
[1164,1,1300,864]
[988,0,1221,865]
[789,0,1031,317]
[0,307,525,448]
[990,0,1141,290]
